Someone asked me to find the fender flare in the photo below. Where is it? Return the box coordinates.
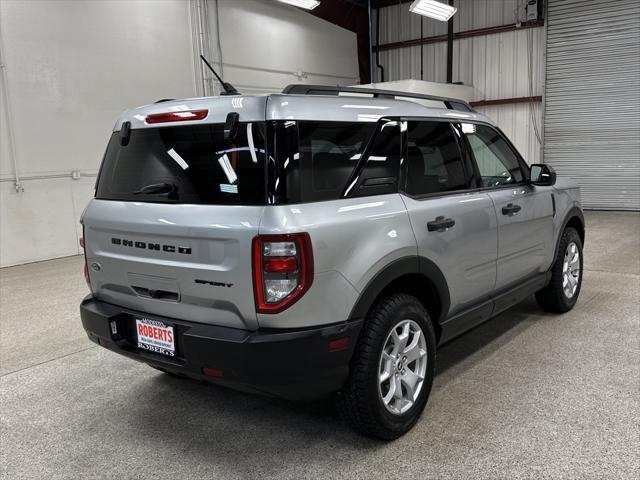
[348,256,451,324]
[552,206,585,265]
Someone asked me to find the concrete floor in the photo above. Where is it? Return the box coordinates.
[1,211,638,479]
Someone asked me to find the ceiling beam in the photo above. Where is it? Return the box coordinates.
[375,19,544,51]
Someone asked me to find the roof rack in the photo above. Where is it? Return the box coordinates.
[281,84,474,113]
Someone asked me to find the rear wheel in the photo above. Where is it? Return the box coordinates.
[336,294,436,440]
[536,227,583,313]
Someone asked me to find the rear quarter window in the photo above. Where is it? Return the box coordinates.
[269,121,376,203]
[269,121,400,203]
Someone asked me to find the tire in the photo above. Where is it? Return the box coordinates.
[536,227,583,313]
[336,293,436,440]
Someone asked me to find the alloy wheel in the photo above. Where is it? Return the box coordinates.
[562,241,581,299]
[377,319,427,415]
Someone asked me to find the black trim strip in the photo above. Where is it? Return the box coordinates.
[438,272,550,344]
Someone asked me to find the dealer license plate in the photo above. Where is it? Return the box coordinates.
[135,317,175,357]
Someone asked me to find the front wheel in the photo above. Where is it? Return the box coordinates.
[536,227,583,313]
[336,294,436,440]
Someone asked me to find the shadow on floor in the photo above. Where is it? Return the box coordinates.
[435,296,542,380]
[117,297,542,471]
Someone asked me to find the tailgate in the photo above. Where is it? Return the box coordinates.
[83,199,263,330]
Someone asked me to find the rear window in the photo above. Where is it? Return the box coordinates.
[96,123,266,205]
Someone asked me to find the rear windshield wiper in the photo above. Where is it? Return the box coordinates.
[133,182,178,199]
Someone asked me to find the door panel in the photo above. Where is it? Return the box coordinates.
[461,122,554,290]
[403,192,498,316]
[487,185,555,290]
[402,120,498,317]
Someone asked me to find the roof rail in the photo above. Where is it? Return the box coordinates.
[281,84,475,113]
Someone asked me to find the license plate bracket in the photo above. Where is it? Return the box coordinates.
[135,317,176,357]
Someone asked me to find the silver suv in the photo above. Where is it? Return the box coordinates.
[80,85,584,439]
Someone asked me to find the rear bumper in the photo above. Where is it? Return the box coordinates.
[80,296,362,401]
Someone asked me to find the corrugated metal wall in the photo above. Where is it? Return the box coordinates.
[378,0,524,44]
[544,0,640,210]
[375,0,544,164]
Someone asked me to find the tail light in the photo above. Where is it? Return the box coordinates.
[252,233,313,314]
[80,230,90,287]
[202,367,224,378]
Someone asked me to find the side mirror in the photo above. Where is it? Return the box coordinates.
[530,164,556,186]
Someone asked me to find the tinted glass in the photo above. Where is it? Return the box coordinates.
[96,123,266,204]
[348,120,401,197]
[462,123,524,187]
[405,121,468,195]
[270,121,375,203]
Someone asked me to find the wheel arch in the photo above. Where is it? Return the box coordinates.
[553,207,585,265]
[348,256,450,343]
[566,214,585,245]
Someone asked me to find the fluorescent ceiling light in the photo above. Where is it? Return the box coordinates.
[409,0,457,21]
[277,0,320,10]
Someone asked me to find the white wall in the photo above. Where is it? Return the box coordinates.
[206,0,360,95]
[0,0,359,267]
[0,0,196,267]
[375,0,544,165]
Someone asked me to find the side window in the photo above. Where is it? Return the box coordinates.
[404,121,469,196]
[348,120,401,197]
[462,124,524,187]
[270,121,375,203]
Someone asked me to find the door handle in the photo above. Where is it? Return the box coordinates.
[501,203,522,216]
[427,216,455,232]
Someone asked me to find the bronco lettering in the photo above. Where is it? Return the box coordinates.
[111,237,191,254]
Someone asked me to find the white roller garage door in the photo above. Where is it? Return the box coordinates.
[544,0,640,210]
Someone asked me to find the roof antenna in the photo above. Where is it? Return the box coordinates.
[199,55,240,96]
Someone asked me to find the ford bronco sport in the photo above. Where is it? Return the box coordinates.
[80,84,584,439]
